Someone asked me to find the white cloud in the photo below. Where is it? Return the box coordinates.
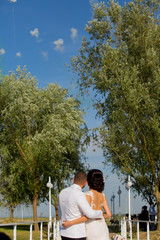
[53,38,64,51]
[41,51,48,61]
[30,28,39,38]
[0,48,6,55]
[70,28,78,42]
[16,52,21,57]
[10,0,17,2]
[89,0,99,5]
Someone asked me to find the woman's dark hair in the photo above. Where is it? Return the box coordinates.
[87,169,104,192]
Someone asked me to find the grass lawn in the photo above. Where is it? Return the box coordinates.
[108,224,160,240]
[0,227,48,240]
[0,218,49,240]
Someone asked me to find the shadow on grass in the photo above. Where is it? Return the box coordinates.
[108,224,121,234]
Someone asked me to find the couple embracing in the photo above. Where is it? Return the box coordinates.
[58,169,112,240]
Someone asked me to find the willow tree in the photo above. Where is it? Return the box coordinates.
[0,151,28,220]
[71,0,160,224]
[0,67,86,230]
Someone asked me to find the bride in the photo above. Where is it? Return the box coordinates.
[63,169,111,240]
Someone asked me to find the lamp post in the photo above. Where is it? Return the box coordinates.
[110,196,113,221]
[126,175,132,239]
[112,193,115,223]
[117,186,122,225]
[126,175,132,221]
[47,177,53,229]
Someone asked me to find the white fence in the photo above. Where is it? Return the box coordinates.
[0,219,60,240]
[1,218,158,240]
[121,218,157,240]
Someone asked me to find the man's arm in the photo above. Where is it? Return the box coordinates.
[77,192,102,219]
[62,216,88,228]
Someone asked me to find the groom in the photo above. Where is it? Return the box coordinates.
[58,171,103,240]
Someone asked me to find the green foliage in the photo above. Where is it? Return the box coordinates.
[0,66,87,219]
[71,0,160,203]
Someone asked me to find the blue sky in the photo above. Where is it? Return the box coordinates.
[0,0,92,88]
[0,0,147,215]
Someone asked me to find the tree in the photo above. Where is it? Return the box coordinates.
[71,0,160,225]
[0,66,86,230]
[0,153,28,220]
[0,136,30,220]
[130,176,156,205]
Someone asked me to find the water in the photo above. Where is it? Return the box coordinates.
[0,201,55,219]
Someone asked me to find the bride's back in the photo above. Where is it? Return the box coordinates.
[86,189,104,210]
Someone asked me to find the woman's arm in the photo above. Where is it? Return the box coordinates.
[62,216,88,228]
[103,195,112,219]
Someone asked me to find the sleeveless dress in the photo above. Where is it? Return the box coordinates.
[85,191,110,240]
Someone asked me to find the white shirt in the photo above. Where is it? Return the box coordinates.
[58,184,103,238]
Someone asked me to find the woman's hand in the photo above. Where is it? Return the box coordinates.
[62,220,73,228]
[103,213,108,219]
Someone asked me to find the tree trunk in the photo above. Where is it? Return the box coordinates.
[33,194,39,231]
[9,207,15,221]
[155,190,160,230]
[55,203,60,220]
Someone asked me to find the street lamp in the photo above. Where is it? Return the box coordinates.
[126,175,132,238]
[110,196,113,221]
[117,186,122,225]
[126,175,132,221]
[112,193,115,223]
[47,177,53,229]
